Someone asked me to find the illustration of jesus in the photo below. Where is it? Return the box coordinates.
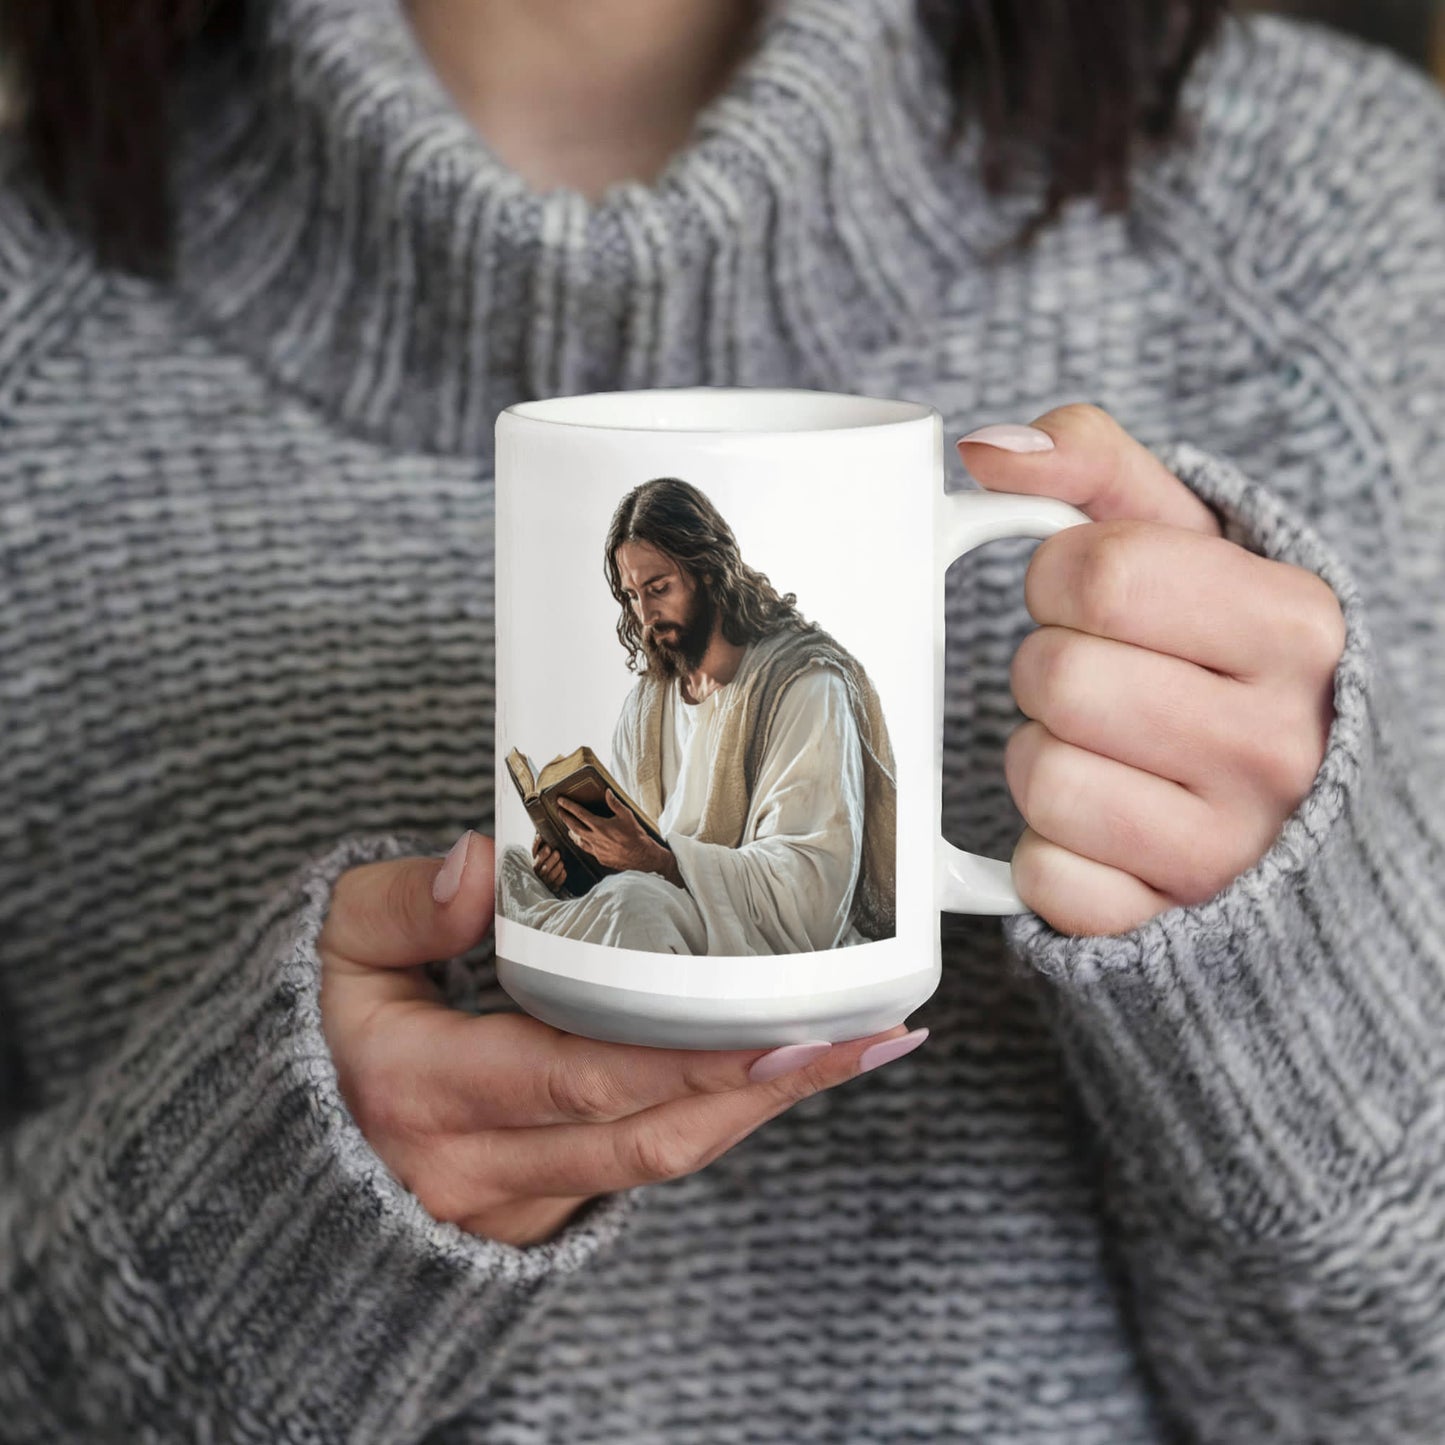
[498,477,896,955]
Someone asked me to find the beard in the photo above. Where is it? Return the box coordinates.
[643,584,716,680]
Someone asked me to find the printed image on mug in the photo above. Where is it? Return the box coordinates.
[496,472,897,956]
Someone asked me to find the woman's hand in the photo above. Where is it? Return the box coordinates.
[319,832,916,1246]
[958,404,1346,937]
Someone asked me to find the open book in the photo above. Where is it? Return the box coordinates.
[505,745,665,899]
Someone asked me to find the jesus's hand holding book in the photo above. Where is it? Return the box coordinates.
[556,790,684,888]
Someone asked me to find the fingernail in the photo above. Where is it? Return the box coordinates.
[432,831,472,905]
[956,424,1055,454]
[748,1040,832,1083]
[858,1027,929,1075]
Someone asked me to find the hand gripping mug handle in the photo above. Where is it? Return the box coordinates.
[936,490,1092,915]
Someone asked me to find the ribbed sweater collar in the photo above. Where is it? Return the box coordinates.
[175,0,988,460]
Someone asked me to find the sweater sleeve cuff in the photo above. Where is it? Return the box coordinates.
[1005,443,1445,1232]
[96,833,637,1438]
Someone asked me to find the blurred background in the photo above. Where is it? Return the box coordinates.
[1256,0,1445,76]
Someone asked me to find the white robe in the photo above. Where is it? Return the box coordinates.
[497,667,867,955]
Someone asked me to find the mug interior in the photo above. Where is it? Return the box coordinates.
[505,387,932,434]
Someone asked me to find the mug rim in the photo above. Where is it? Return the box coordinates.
[501,386,936,436]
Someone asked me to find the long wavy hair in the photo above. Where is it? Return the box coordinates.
[604,478,811,675]
[0,0,1231,277]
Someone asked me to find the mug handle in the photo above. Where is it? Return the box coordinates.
[936,489,1092,914]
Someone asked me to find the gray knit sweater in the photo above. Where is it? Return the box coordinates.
[2,0,1443,1440]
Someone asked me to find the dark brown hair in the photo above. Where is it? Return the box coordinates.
[605,478,810,673]
[0,0,1230,277]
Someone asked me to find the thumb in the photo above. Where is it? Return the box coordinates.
[956,403,1221,536]
[319,830,495,969]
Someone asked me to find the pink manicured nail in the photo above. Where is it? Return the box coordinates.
[749,1041,832,1083]
[858,1027,929,1074]
[432,831,472,905]
[956,424,1055,453]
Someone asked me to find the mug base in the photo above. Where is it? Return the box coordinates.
[495,957,940,1050]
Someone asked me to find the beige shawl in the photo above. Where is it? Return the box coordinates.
[625,625,897,941]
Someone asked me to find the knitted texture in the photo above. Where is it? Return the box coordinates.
[1,0,1443,1440]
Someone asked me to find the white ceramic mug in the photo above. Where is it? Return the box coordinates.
[494,388,1087,1048]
